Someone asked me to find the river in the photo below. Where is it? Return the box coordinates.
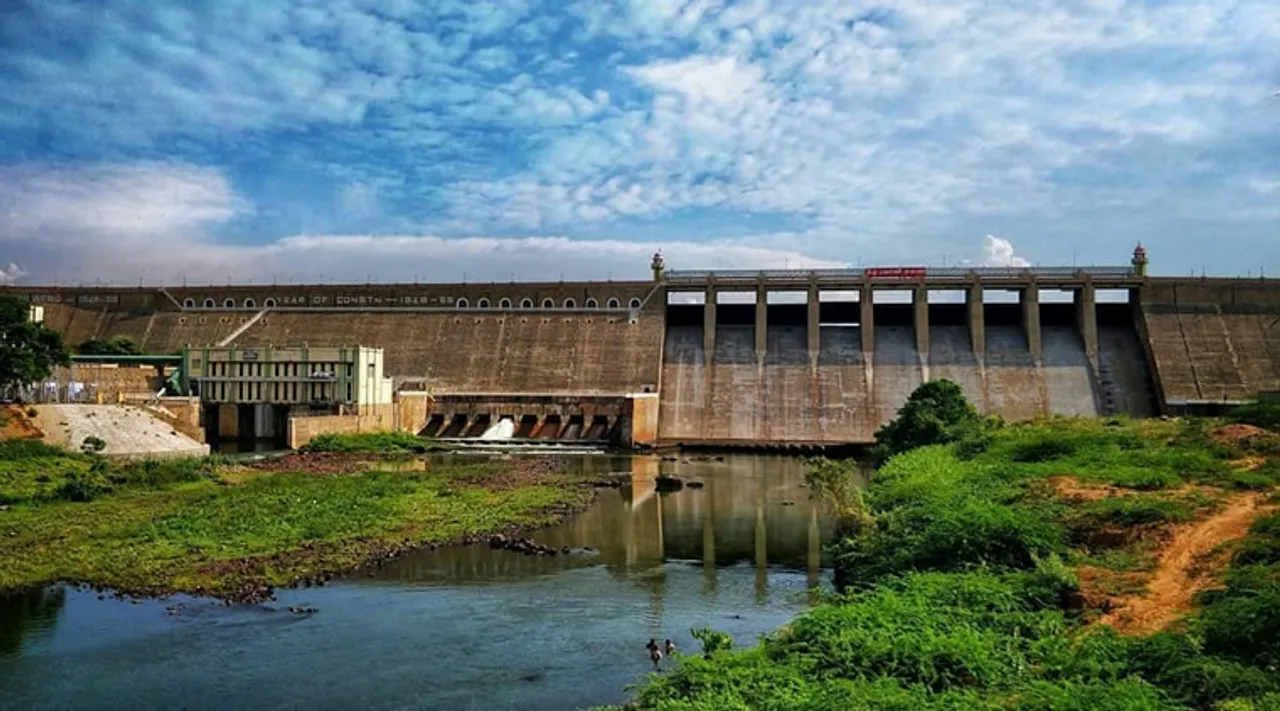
[0,453,842,711]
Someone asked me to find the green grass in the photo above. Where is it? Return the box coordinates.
[0,439,92,504]
[0,439,227,505]
[963,418,1230,490]
[0,444,590,598]
[617,569,1277,711]
[300,431,448,454]
[605,416,1280,711]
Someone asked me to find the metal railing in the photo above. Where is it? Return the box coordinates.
[665,266,1138,281]
[4,382,102,404]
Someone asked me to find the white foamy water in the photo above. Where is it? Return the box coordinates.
[478,417,516,440]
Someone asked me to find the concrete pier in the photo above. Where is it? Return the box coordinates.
[968,283,985,361]
[755,281,767,365]
[1076,282,1099,368]
[1022,282,1042,363]
[703,283,717,366]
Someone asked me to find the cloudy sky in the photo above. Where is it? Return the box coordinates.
[1,0,1278,285]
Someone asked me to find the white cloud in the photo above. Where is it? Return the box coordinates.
[1249,178,1280,196]
[981,235,1032,267]
[0,163,245,245]
[0,0,1278,278]
[0,262,27,284]
[0,162,839,284]
[625,55,764,105]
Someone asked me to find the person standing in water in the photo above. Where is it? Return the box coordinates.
[663,639,675,656]
[646,639,662,669]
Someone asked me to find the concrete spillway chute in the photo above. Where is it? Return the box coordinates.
[478,417,516,441]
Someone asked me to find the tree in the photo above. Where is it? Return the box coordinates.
[0,296,70,394]
[872,379,982,465]
[76,337,142,356]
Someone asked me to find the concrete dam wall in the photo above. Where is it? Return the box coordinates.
[39,298,664,396]
[1140,281,1280,409]
[657,293,1154,446]
[13,271,1280,448]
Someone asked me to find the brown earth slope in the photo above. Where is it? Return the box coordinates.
[1095,492,1273,635]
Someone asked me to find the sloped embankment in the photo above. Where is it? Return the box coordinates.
[33,404,209,458]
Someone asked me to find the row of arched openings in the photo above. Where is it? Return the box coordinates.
[181,297,643,310]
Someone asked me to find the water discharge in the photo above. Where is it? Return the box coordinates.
[479,417,517,440]
[0,453,847,711]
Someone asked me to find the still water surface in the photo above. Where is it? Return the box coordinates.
[0,454,839,710]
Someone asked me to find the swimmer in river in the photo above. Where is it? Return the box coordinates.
[646,639,662,669]
[663,639,675,656]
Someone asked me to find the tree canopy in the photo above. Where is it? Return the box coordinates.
[872,379,982,465]
[0,296,71,393]
[76,337,142,356]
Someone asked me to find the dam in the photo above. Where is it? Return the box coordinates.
[8,246,1280,448]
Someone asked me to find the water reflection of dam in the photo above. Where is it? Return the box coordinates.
[370,455,842,591]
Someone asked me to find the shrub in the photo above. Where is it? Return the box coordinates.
[804,457,872,533]
[301,431,442,454]
[953,431,993,460]
[1232,513,1280,568]
[81,436,106,454]
[1125,633,1280,709]
[109,456,213,488]
[55,468,110,502]
[690,627,734,659]
[1011,436,1077,463]
[0,438,75,460]
[1067,496,1195,530]
[872,380,982,466]
[1230,401,1280,431]
[1198,566,1280,669]
[76,337,142,356]
[1214,694,1280,711]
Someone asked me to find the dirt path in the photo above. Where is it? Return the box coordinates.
[1096,492,1273,635]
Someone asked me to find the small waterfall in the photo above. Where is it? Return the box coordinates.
[478,417,516,440]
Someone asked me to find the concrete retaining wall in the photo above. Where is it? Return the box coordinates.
[1141,281,1280,404]
[48,364,164,401]
[287,411,398,450]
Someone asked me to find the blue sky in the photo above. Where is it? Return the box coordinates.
[0,0,1277,285]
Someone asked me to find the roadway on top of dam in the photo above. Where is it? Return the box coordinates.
[664,265,1144,289]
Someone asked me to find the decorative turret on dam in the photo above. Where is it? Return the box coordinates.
[1132,243,1148,277]
[651,251,666,282]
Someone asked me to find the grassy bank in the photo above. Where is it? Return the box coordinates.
[300,430,451,454]
[611,411,1280,711]
[0,436,593,601]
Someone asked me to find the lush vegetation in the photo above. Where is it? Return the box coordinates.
[611,380,1280,711]
[870,379,984,466]
[0,439,588,598]
[1230,400,1280,432]
[301,430,449,454]
[0,294,70,393]
[75,336,143,356]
